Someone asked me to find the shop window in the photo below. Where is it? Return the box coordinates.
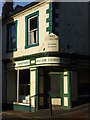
[7,21,17,52]
[25,11,39,48]
[19,70,30,104]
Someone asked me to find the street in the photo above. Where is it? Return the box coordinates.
[1,103,89,120]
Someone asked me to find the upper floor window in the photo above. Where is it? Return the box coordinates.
[28,16,37,45]
[25,11,39,48]
[7,21,17,52]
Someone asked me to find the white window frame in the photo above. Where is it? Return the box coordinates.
[28,15,38,45]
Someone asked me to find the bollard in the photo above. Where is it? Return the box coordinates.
[49,92,52,117]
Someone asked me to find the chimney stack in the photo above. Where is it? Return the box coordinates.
[2,0,13,18]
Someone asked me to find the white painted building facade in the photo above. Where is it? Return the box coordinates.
[2,2,90,111]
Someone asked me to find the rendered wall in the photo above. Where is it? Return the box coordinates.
[53,2,89,55]
[71,71,78,102]
[2,2,89,59]
[2,2,50,60]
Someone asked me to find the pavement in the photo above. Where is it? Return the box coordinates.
[1,103,90,120]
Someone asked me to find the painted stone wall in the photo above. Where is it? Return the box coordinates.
[53,2,89,55]
[71,71,78,102]
[2,2,50,60]
[3,2,89,60]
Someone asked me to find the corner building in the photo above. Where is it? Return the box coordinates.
[2,2,90,112]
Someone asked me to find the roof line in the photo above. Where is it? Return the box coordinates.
[2,2,40,20]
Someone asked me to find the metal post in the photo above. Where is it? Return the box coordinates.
[17,70,19,103]
[49,91,52,117]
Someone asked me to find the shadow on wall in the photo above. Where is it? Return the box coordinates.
[2,1,17,110]
[0,16,2,114]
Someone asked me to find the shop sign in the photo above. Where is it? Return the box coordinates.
[47,42,57,49]
[43,33,59,52]
[36,57,60,64]
[6,59,30,68]
[15,59,30,67]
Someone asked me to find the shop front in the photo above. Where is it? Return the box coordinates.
[5,55,71,112]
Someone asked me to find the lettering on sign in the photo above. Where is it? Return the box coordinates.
[6,59,30,68]
[48,43,57,48]
[15,60,30,67]
[36,57,60,64]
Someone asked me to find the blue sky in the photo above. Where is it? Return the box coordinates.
[0,1,33,16]
[0,2,3,16]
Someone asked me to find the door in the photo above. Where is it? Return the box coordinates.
[7,70,17,103]
[39,67,62,109]
[44,71,62,108]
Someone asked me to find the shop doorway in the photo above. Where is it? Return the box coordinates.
[38,67,62,109]
[44,71,62,108]
[7,70,17,103]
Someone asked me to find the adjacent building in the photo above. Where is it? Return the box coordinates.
[0,16,2,115]
[2,1,90,112]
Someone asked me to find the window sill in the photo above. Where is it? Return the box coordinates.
[13,102,30,106]
[25,43,39,49]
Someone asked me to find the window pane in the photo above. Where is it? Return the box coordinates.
[9,23,16,50]
[10,24,16,38]
[10,38,16,50]
[27,16,38,46]
[30,17,37,30]
[34,30,37,43]
[28,30,37,45]
[30,31,35,44]
[19,70,30,104]
[28,32,31,45]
